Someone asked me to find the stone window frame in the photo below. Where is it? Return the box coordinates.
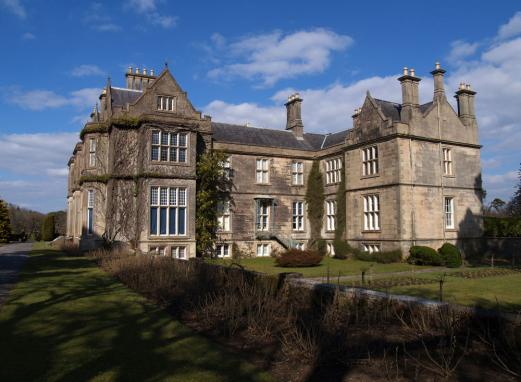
[361,243,380,253]
[361,145,379,178]
[150,129,189,165]
[149,186,188,237]
[442,147,454,177]
[171,246,187,259]
[291,161,304,185]
[326,199,336,232]
[255,158,270,184]
[216,243,231,258]
[292,200,305,231]
[149,246,166,256]
[444,196,455,230]
[86,189,94,235]
[325,157,342,185]
[156,95,177,112]
[217,199,231,232]
[256,243,271,257]
[256,200,271,231]
[362,194,380,232]
[88,137,97,168]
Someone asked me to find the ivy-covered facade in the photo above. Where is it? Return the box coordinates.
[67,64,483,258]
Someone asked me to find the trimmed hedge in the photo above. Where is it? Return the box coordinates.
[355,249,403,264]
[332,239,351,259]
[407,246,442,266]
[275,248,323,267]
[438,243,463,268]
[484,216,521,237]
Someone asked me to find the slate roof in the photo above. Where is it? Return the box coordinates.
[212,122,349,151]
[373,99,402,121]
[111,87,142,106]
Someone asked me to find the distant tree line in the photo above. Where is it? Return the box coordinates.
[0,199,67,242]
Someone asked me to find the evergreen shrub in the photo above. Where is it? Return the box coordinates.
[407,246,442,266]
[438,243,463,268]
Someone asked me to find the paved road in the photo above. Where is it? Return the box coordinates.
[0,242,32,307]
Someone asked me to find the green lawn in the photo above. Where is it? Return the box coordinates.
[211,256,432,278]
[384,273,521,312]
[0,243,272,382]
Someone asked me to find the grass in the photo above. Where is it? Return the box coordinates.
[0,243,272,382]
[384,272,521,312]
[210,256,433,278]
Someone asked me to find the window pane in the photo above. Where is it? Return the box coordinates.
[159,208,167,234]
[178,207,186,234]
[169,208,176,234]
[160,147,168,161]
[150,207,158,234]
[87,209,93,234]
[151,146,159,161]
[161,132,169,145]
[160,188,168,205]
[151,187,159,205]
[179,148,186,163]
[169,188,177,206]
[157,97,162,110]
[171,133,178,146]
[179,133,187,147]
[152,131,160,144]
[178,188,186,206]
[170,148,177,162]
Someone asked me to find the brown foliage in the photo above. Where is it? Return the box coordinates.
[275,248,323,267]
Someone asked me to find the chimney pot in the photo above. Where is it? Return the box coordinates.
[435,61,441,70]
[135,67,140,74]
[143,67,147,75]
[410,68,415,77]
[128,66,132,73]
[403,67,408,76]
[150,69,154,76]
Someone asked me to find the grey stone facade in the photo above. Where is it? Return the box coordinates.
[66,63,483,258]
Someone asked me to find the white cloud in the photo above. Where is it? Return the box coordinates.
[483,171,519,201]
[21,32,35,40]
[0,0,26,19]
[497,11,521,40]
[83,2,121,32]
[71,64,106,77]
[207,29,353,87]
[0,132,78,176]
[128,0,177,28]
[8,87,100,111]
[447,40,479,64]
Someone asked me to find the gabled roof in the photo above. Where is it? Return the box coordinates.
[212,122,349,151]
[373,99,401,121]
[111,87,142,106]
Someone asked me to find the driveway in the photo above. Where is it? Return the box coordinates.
[0,242,32,307]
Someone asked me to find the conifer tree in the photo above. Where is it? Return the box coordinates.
[0,199,11,243]
[41,213,55,241]
[333,163,349,257]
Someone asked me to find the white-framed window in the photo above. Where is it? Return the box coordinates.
[256,200,270,231]
[256,243,271,257]
[150,246,165,256]
[326,158,342,184]
[171,246,187,259]
[292,161,304,185]
[216,244,230,258]
[256,158,270,184]
[362,146,379,176]
[442,148,453,176]
[362,243,380,253]
[157,95,176,111]
[217,199,231,231]
[150,187,187,236]
[295,242,305,251]
[292,201,304,231]
[87,190,94,234]
[151,130,187,163]
[88,138,96,167]
[363,194,380,231]
[327,242,335,256]
[222,157,232,180]
[444,197,454,229]
[326,200,336,231]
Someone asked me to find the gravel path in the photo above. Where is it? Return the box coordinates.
[0,242,32,307]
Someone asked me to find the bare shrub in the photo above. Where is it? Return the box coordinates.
[58,240,82,256]
[280,322,321,363]
[479,319,521,378]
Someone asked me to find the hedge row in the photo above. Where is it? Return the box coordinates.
[484,216,521,237]
[407,243,462,268]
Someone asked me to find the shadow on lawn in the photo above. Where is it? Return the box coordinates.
[0,248,270,382]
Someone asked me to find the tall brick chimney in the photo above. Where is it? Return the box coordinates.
[455,83,477,128]
[285,93,304,139]
[125,66,157,90]
[398,67,421,122]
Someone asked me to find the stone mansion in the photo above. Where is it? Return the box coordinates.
[66,63,483,258]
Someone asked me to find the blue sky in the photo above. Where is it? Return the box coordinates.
[0,0,520,212]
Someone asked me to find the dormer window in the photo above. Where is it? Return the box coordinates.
[157,95,176,111]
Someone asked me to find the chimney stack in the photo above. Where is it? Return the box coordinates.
[430,61,446,101]
[125,66,157,90]
[285,93,304,139]
[398,66,421,122]
[455,82,477,128]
